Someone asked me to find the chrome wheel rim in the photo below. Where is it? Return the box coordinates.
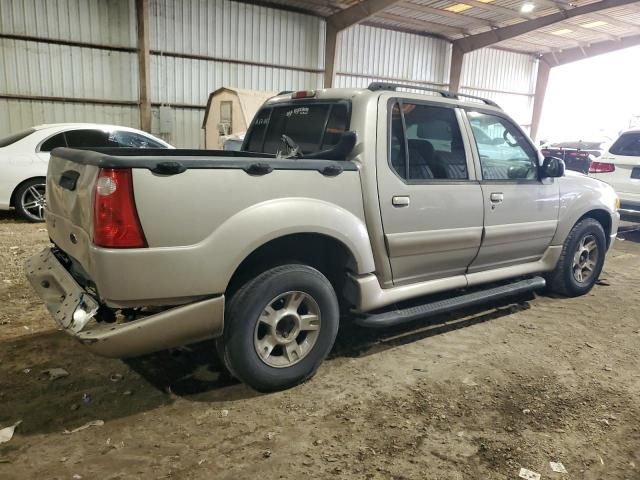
[20,183,46,221]
[572,234,599,283]
[253,291,321,368]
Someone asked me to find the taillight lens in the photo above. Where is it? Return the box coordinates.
[93,168,147,248]
[589,161,615,174]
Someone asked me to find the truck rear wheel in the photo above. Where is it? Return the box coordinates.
[546,218,606,297]
[219,264,339,392]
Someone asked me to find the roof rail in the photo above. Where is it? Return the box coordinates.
[277,90,293,95]
[367,82,500,108]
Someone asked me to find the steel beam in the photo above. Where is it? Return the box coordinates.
[375,12,470,36]
[324,0,404,87]
[324,23,339,88]
[530,60,550,142]
[541,33,640,65]
[136,0,151,132]
[453,0,640,53]
[449,45,465,92]
[327,0,405,31]
[396,2,493,27]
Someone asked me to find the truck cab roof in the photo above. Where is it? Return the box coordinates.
[265,84,503,113]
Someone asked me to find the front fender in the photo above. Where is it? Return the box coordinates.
[551,174,618,246]
[209,197,376,289]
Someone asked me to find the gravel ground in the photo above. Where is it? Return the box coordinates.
[1,211,639,480]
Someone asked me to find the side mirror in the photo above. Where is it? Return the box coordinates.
[541,156,565,178]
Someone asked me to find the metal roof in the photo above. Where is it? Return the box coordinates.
[260,0,640,54]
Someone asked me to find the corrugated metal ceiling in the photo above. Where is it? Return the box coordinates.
[264,0,640,54]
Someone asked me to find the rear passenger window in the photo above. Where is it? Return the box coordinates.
[40,132,67,152]
[610,133,640,156]
[65,129,115,148]
[388,101,468,180]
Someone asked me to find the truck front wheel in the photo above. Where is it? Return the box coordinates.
[219,264,339,392]
[546,218,606,297]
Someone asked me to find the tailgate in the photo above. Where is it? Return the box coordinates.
[45,148,100,268]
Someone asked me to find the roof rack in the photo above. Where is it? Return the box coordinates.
[367,82,500,108]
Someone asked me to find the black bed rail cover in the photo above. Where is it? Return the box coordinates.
[51,147,358,175]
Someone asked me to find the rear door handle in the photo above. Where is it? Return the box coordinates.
[392,196,410,207]
[490,192,504,203]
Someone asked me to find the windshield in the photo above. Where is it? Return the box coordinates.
[0,128,35,148]
[243,101,350,155]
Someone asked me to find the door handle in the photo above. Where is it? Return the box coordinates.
[392,196,410,207]
[490,192,504,203]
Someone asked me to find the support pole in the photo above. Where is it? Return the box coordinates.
[449,45,464,92]
[530,60,550,142]
[324,23,338,88]
[323,0,404,88]
[136,0,151,132]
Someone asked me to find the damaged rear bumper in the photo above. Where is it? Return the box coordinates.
[25,248,224,358]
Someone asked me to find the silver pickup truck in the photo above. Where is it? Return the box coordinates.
[26,83,620,392]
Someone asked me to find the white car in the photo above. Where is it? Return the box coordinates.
[0,124,173,221]
[589,128,640,219]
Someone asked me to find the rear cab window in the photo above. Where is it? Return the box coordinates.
[243,101,350,155]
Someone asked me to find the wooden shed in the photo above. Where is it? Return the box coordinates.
[202,87,275,149]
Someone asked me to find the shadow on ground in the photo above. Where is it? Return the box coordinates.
[0,210,29,223]
[0,292,537,436]
[127,294,535,394]
[5,218,636,436]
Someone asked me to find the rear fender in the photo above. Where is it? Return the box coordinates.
[213,198,376,291]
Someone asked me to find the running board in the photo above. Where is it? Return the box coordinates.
[355,276,546,329]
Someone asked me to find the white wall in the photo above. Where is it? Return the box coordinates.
[0,0,540,146]
[334,24,451,89]
[149,0,325,147]
[460,48,538,131]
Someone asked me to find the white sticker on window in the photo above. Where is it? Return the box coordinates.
[286,107,309,117]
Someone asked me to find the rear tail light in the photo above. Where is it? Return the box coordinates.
[93,168,147,248]
[589,161,616,174]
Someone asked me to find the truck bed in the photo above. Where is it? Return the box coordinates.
[44,147,368,308]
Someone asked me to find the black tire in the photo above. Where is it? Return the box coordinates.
[14,178,46,222]
[546,218,606,297]
[219,264,339,392]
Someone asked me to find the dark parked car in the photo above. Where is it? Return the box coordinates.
[541,140,607,174]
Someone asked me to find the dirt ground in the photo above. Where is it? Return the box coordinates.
[1,211,639,480]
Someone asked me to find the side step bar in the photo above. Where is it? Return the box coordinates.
[355,276,546,329]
